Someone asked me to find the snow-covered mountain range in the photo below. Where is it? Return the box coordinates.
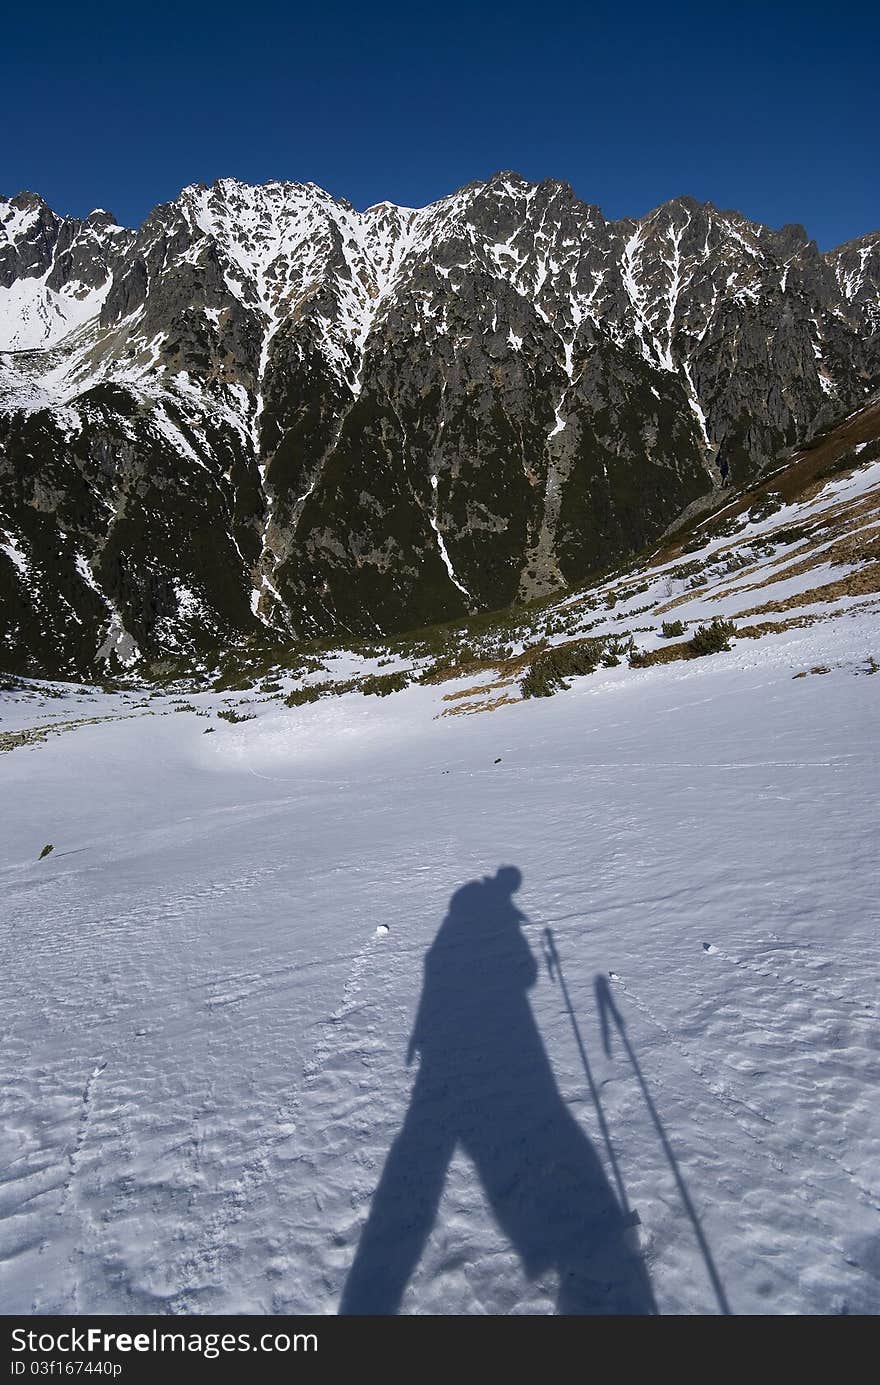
[2,173,879,677]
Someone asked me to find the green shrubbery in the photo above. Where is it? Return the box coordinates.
[284,683,330,707]
[667,560,705,582]
[683,533,710,553]
[520,638,606,699]
[770,526,809,548]
[360,671,409,697]
[689,617,737,655]
[630,617,737,668]
[748,492,784,522]
[417,643,495,683]
[661,619,686,638]
[600,636,635,667]
[284,671,409,705]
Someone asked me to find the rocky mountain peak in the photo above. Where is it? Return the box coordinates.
[1,174,878,678]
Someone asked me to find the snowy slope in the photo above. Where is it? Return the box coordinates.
[0,195,130,351]
[1,528,878,1314]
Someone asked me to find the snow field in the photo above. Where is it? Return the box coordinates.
[1,606,878,1314]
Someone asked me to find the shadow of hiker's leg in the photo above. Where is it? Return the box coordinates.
[556,1219,657,1315]
[467,1106,657,1316]
[340,1086,455,1315]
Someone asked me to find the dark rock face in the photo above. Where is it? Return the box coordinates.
[1,173,878,675]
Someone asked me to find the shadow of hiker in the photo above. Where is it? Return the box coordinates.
[340,866,656,1315]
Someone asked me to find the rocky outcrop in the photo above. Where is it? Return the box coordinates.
[1,173,878,676]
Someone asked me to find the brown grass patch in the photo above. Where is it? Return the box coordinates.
[735,562,880,618]
[0,711,148,754]
[420,645,540,687]
[736,616,820,638]
[708,519,880,604]
[437,693,521,718]
[424,633,612,697]
[654,589,704,615]
[628,639,696,668]
[735,598,880,639]
[442,678,516,702]
[653,505,880,616]
[650,396,880,566]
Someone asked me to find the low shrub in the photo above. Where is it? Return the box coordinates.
[417,643,493,684]
[661,620,686,638]
[284,683,331,707]
[689,618,737,655]
[770,526,808,547]
[668,560,705,582]
[361,671,409,697]
[601,636,635,667]
[630,618,736,669]
[720,550,752,573]
[748,492,783,522]
[520,638,606,699]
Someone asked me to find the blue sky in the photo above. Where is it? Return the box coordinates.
[2,0,876,249]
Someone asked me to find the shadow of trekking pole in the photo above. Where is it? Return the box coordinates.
[542,928,637,1227]
[594,972,733,1316]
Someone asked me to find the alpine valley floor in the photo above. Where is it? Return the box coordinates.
[1,464,879,1314]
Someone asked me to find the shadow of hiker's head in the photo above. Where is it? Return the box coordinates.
[443,864,526,941]
[489,864,522,898]
[482,865,523,921]
[446,865,524,934]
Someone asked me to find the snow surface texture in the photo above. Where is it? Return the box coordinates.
[1,596,879,1315]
